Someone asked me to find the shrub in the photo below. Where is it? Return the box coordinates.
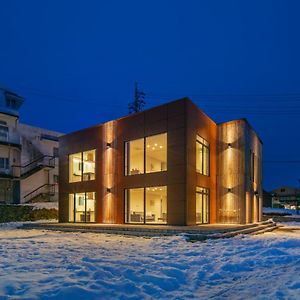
[0,204,58,223]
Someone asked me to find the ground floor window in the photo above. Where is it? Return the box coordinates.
[68,192,95,222]
[196,187,209,224]
[125,186,167,224]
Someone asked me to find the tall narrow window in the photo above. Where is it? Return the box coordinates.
[75,193,86,222]
[146,133,167,173]
[125,138,144,175]
[86,192,95,222]
[0,157,9,170]
[196,136,210,176]
[196,187,209,224]
[69,152,82,182]
[83,150,96,181]
[145,186,167,224]
[125,188,144,223]
[0,121,8,142]
[68,194,75,222]
[53,147,59,157]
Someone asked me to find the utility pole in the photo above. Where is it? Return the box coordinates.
[128,82,146,114]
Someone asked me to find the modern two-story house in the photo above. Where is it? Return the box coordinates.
[59,98,262,225]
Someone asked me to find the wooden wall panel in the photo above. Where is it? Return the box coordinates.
[217,120,263,224]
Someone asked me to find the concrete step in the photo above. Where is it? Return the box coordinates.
[249,223,278,235]
[220,221,277,238]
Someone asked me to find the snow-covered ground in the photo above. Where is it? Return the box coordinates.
[0,223,299,299]
[263,207,299,215]
[263,207,300,218]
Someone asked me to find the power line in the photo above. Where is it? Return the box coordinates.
[11,84,300,116]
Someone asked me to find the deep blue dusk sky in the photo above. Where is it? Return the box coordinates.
[0,0,299,190]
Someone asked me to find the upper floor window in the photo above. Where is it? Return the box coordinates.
[125,133,167,176]
[196,135,209,176]
[0,157,9,170]
[83,150,96,181]
[0,121,8,141]
[53,147,59,157]
[69,149,96,183]
[125,138,144,175]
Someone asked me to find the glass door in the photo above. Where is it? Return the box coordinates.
[69,192,96,223]
[196,187,209,224]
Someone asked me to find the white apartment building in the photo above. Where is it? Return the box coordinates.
[0,85,62,204]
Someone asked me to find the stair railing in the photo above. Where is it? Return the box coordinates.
[12,155,55,177]
[23,183,56,203]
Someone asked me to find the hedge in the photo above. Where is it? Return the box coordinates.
[0,204,58,223]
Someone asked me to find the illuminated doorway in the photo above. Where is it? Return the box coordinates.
[196,187,209,224]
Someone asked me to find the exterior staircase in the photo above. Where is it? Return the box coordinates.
[13,155,55,179]
[12,155,56,203]
[23,183,56,203]
[185,220,277,241]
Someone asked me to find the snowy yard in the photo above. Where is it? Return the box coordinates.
[0,223,300,299]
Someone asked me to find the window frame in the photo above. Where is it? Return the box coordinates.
[196,187,210,224]
[124,132,167,176]
[68,149,96,183]
[68,191,96,223]
[196,135,210,176]
[124,137,145,176]
[124,185,167,224]
[0,157,9,170]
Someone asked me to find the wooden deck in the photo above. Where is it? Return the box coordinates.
[21,220,277,239]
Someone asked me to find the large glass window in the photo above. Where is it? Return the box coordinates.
[69,192,95,222]
[146,133,167,173]
[196,136,209,176]
[125,138,144,175]
[69,150,96,182]
[83,150,96,181]
[125,188,144,223]
[125,133,167,176]
[196,187,209,224]
[125,186,167,224]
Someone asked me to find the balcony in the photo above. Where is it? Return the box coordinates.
[0,132,21,148]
